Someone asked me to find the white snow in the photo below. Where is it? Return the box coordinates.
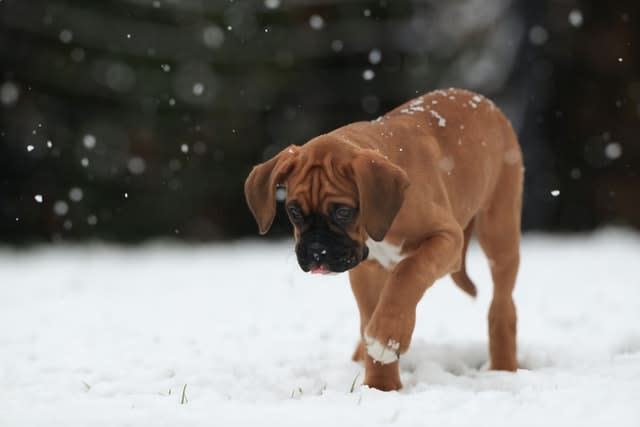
[202,26,224,49]
[59,29,73,44]
[87,215,98,226]
[0,81,20,105]
[504,148,520,165]
[53,200,69,216]
[330,39,344,52]
[69,187,84,202]
[570,168,582,179]
[362,69,375,81]
[192,83,204,96]
[400,98,425,115]
[430,110,446,127]
[2,230,640,426]
[605,142,622,159]
[83,134,96,150]
[309,15,324,30]
[275,186,287,201]
[368,49,382,64]
[568,9,583,27]
[127,157,146,175]
[365,335,399,364]
[529,26,549,45]
[438,156,455,174]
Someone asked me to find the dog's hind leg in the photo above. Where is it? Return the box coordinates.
[450,218,478,297]
[476,142,523,372]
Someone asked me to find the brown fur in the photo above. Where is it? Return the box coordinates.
[245,88,523,391]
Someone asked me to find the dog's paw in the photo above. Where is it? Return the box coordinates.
[364,334,400,364]
[364,307,415,364]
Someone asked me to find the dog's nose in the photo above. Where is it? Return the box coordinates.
[308,242,328,262]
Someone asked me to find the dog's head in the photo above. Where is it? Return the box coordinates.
[244,137,409,274]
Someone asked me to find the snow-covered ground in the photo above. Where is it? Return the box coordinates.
[1,230,639,426]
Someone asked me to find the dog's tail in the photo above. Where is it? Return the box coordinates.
[451,218,478,298]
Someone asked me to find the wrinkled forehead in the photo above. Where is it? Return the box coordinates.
[286,160,357,213]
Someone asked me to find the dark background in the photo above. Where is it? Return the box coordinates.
[1,0,638,244]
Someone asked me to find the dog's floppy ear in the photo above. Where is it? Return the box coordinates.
[353,152,410,241]
[244,145,299,234]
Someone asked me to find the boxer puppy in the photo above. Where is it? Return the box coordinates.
[244,88,523,391]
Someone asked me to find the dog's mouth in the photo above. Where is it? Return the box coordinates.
[297,245,368,274]
[310,264,330,274]
[295,224,368,274]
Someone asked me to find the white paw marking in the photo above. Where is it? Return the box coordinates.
[365,239,406,270]
[365,334,400,364]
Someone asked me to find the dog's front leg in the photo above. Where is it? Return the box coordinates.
[363,228,463,390]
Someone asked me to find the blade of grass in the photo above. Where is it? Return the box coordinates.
[180,384,188,404]
[349,372,360,393]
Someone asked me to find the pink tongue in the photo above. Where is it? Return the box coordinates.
[311,266,329,274]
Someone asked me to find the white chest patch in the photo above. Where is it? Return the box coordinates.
[365,238,406,270]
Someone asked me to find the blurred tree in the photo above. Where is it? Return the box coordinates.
[0,0,638,243]
[532,0,640,230]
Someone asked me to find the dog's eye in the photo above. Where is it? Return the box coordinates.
[288,205,304,223]
[334,206,355,223]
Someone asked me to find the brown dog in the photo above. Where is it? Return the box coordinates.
[244,88,523,391]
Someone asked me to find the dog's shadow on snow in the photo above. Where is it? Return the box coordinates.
[393,339,552,393]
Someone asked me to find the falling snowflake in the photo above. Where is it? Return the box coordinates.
[0,81,20,105]
[59,29,73,44]
[192,83,204,96]
[362,69,375,80]
[53,201,69,216]
[368,49,382,64]
[69,187,84,202]
[83,134,96,149]
[604,142,622,159]
[568,9,583,27]
[309,15,324,30]
[529,26,548,45]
